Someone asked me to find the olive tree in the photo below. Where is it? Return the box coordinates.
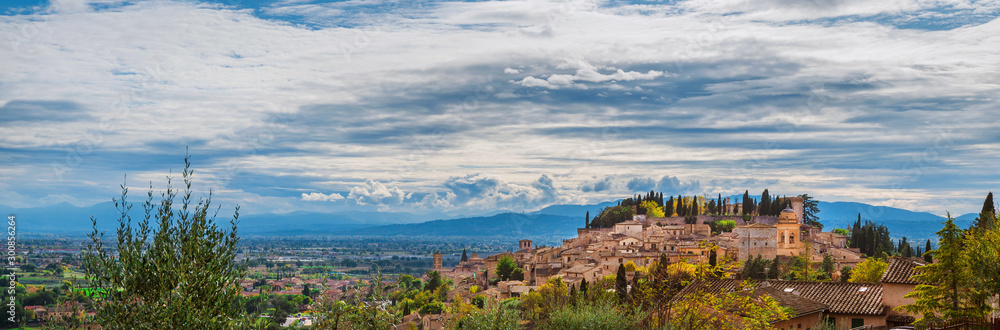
[84,156,254,329]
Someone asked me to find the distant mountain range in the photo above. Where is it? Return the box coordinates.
[0,199,976,242]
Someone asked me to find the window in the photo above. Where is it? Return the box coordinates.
[851,318,864,328]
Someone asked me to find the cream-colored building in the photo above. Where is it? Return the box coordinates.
[775,207,803,256]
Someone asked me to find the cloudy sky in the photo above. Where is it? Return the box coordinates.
[1,0,998,218]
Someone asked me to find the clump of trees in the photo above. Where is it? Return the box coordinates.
[588,189,812,229]
[897,192,1000,327]
[848,215,894,258]
[495,255,524,281]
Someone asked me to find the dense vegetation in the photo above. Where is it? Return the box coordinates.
[587,189,820,229]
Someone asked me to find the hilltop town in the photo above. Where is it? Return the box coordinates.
[419,194,997,329]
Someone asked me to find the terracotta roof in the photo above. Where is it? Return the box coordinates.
[761,281,886,315]
[563,265,597,274]
[757,286,829,318]
[674,279,887,316]
[672,279,828,322]
[880,257,927,285]
[887,311,916,323]
[618,220,643,225]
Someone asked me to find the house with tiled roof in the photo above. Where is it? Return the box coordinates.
[757,286,830,329]
[879,256,927,327]
[672,279,830,329]
[673,279,890,330]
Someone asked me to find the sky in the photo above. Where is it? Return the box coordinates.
[1,0,998,218]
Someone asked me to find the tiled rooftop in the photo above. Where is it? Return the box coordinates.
[880,257,927,285]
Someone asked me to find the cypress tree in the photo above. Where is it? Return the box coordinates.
[924,240,933,263]
[717,193,723,215]
[665,196,674,216]
[615,264,628,303]
[974,192,996,231]
[742,190,751,216]
[744,256,757,279]
[585,211,590,228]
[981,192,995,215]
[768,255,781,279]
[759,189,771,216]
[580,278,588,295]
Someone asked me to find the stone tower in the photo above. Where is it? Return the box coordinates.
[734,223,777,261]
[519,239,533,252]
[789,196,804,224]
[433,251,443,270]
[776,206,802,256]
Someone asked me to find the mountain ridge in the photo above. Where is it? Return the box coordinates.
[1,199,978,241]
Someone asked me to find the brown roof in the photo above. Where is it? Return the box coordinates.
[757,286,829,318]
[880,257,927,284]
[673,279,828,321]
[564,265,597,274]
[761,281,885,315]
[674,279,887,316]
[887,311,916,324]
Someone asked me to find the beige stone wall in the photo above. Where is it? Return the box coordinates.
[773,312,823,330]
[882,283,917,315]
[734,226,778,261]
[828,313,885,330]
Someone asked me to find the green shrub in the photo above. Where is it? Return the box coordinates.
[538,300,645,330]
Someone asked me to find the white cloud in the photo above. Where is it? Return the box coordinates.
[348,179,409,205]
[428,173,563,211]
[517,67,666,89]
[301,192,345,202]
[0,0,997,215]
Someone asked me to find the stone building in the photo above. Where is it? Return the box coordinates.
[776,207,804,256]
[614,220,644,237]
[519,239,533,252]
[433,251,443,270]
[734,223,778,261]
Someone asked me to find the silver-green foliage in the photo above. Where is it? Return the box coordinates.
[84,156,251,329]
[449,302,522,330]
[539,299,645,330]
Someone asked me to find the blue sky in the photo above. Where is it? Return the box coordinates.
[1,0,998,217]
